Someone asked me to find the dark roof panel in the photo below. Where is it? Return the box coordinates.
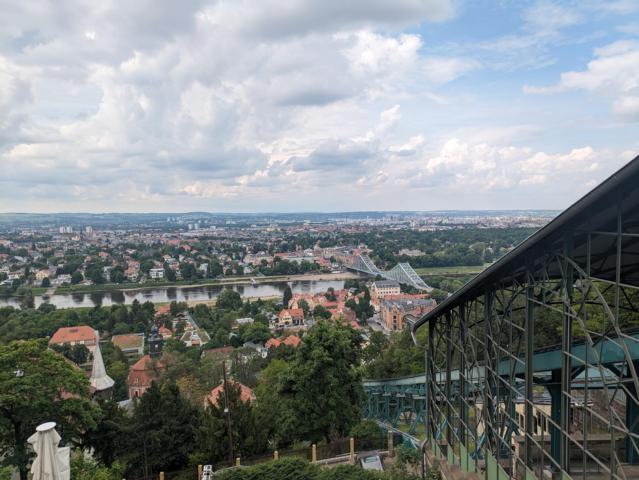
[412,154,639,333]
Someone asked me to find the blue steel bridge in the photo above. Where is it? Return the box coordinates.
[363,155,639,480]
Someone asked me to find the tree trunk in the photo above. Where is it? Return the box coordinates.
[14,420,28,480]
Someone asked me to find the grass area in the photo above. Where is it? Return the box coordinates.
[30,287,49,295]
[396,422,426,441]
[415,264,493,276]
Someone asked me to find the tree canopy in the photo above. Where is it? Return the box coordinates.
[0,340,98,480]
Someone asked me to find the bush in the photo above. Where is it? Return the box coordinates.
[350,420,383,439]
[213,457,389,480]
[70,452,123,480]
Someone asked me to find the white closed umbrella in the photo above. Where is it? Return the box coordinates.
[27,422,70,480]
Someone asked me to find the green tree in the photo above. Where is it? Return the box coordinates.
[239,322,271,344]
[364,329,423,379]
[313,304,332,320]
[258,322,364,445]
[196,382,267,465]
[83,399,128,467]
[109,266,125,284]
[282,285,292,307]
[126,382,199,479]
[107,360,129,401]
[85,262,106,284]
[51,343,90,365]
[180,262,198,281]
[17,288,34,310]
[71,271,83,284]
[217,289,242,310]
[164,264,176,282]
[254,360,290,444]
[0,340,98,480]
[70,452,123,480]
[298,299,310,317]
[40,277,50,288]
[362,331,389,364]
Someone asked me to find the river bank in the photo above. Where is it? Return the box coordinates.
[0,277,356,309]
[52,271,361,295]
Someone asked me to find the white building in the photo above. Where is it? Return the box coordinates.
[370,280,401,302]
[149,268,165,280]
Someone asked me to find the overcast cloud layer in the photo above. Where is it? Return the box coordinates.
[0,0,638,212]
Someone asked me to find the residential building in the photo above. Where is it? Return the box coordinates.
[159,326,173,339]
[370,280,401,303]
[242,342,268,359]
[277,308,305,327]
[236,317,254,326]
[265,335,301,349]
[111,333,145,358]
[35,269,53,281]
[180,329,211,347]
[203,381,255,409]
[380,295,437,331]
[49,326,98,352]
[149,268,164,280]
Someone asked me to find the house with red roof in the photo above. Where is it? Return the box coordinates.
[49,326,97,352]
[265,335,301,349]
[159,326,173,339]
[127,355,166,398]
[277,308,305,327]
[203,381,255,409]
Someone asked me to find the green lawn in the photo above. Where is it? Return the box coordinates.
[396,422,427,440]
[414,264,493,276]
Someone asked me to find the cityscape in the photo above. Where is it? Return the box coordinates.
[1,1,638,480]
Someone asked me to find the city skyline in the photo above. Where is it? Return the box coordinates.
[2,0,638,213]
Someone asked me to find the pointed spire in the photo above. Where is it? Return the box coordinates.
[90,332,115,392]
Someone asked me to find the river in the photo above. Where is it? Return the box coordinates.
[0,279,346,309]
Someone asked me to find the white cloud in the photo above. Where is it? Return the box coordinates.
[342,31,422,74]
[422,57,479,84]
[525,40,639,122]
[0,0,636,212]
[613,95,639,121]
[523,1,582,35]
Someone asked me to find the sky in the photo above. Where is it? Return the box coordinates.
[0,0,638,213]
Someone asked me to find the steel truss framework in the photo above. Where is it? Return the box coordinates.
[349,254,432,291]
[405,157,639,479]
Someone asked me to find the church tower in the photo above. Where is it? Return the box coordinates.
[148,323,164,358]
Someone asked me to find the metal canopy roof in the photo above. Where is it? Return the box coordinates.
[412,154,639,333]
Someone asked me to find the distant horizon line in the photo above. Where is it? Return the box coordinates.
[0,209,560,216]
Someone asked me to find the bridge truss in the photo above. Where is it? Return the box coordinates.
[365,156,639,479]
[349,255,432,291]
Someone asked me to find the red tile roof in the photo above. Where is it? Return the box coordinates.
[266,335,301,349]
[204,381,254,408]
[282,335,301,347]
[159,326,173,338]
[127,355,166,389]
[49,326,96,345]
[279,308,304,319]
